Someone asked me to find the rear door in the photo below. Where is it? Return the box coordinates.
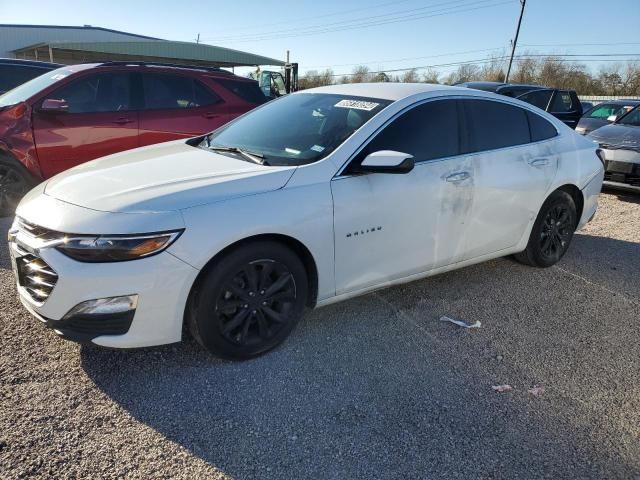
[460,99,558,260]
[32,71,138,177]
[548,90,582,128]
[137,72,228,147]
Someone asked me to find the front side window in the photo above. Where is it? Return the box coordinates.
[463,99,530,152]
[618,106,640,127]
[356,99,460,164]
[0,67,74,108]
[142,73,220,110]
[44,73,132,113]
[205,93,390,166]
[517,90,553,110]
[550,91,575,113]
[216,78,267,104]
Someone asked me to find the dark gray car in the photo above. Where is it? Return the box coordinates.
[576,100,640,135]
[588,105,640,187]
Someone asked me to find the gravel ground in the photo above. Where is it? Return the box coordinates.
[1,191,639,480]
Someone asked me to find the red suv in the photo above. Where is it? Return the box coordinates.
[0,62,267,214]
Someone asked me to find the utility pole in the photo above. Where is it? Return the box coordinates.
[196,33,200,44]
[504,0,526,83]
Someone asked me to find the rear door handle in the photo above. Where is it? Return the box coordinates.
[444,171,471,183]
[529,158,550,167]
[203,112,220,119]
[112,117,134,125]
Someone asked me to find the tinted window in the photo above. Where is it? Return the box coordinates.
[142,73,221,110]
[0,67,74,108]
[586,103,635,119]
[217,79,267,104]
[360,100,460,162]
[45,73,132,113]
[527,111,557,142]
[463,99,530,152]
[618,106,640,126]
[517,90,553,110]
[550,91,575,112]
[0,65,50,93]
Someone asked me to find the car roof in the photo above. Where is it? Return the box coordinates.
[299,83,474,101]
[0,57,63,68]
[594,99,640,106]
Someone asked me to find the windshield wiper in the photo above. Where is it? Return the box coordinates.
[207,144,268,165]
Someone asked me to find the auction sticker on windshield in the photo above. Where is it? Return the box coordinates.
[334,99,380,111]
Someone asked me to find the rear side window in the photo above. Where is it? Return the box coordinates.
[217,79,267,105]
[45,72,132,113]
[142,73,221,110]
[361,99,460,162]
[517,90,553,110]
[550,91,575,113]
[527,111,557,142]
[463,99,530,152]
[0,65,49,93]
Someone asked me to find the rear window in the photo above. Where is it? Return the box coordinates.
[217,79,268,105]
[550,91,575,113]
[463,99,530,152]
[517,90,553,110]
[527,111,558,142]
[142,73,221,110]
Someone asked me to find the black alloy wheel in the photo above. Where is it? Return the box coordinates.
[217,260,297,346]
[188,241,308,359]
[0,162,32,217]
[514,189,577,268]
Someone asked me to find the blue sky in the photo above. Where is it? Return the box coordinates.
[1,0,639,77]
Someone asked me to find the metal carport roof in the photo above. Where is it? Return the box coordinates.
[12,40,285,67]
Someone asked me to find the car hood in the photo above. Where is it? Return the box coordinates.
[576,117,607,135]
[588,124,640,151]
[44,140,297,213]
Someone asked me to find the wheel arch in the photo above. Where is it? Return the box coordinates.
[556,183,584,222]
[187,233,320,311]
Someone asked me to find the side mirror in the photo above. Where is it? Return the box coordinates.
[359,150,414,174]
[40,98,69,113]
[607,115,617,123]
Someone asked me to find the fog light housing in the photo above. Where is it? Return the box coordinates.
[63,295,138,319]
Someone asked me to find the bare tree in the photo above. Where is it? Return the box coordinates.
[350,65,373,83]
[422,67,440,84]
[401,69,420,83]
[298,69,335,90]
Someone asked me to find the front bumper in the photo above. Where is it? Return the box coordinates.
[600,148,640,187]
[10,194,199,348]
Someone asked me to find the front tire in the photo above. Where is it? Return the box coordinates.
[514,190,578,268]
[187,241,308,359]
[0,159,35,217]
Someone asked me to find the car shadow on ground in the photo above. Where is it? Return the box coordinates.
[79,232,640,479]
[602,185,640,205]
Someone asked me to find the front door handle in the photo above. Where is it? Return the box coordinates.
[202,112,220,119]
[529,158,550,167]
[444,171,471,183]
[112,117,134,125]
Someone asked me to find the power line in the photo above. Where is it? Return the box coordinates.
[328,55,640,77]
[201,0,516,43]
[202,0,493,41]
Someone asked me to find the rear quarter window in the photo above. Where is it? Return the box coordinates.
[216,79,268,105]
[527,111,558,142]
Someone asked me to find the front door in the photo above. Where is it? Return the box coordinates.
[331,99,475,295]
[32,72,138,178]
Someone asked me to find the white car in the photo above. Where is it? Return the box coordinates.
[8,83,604,359]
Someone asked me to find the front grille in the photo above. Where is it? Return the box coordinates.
[15,250,59,302]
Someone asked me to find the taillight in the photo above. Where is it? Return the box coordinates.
[595,148,606,166]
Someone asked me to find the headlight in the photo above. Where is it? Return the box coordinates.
[55,230,183,262]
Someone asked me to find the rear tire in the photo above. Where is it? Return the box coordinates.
[0,158,35,217]
[514,190,577,268]
[187,241,308,360]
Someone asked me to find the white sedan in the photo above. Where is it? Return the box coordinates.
[9,83,604,359]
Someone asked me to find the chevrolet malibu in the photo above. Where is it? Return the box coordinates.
[9,83,604,359]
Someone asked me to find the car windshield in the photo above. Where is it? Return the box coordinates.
[204,93,391,166]
[617,105,640,127]
[586,103,635,119]
[0,67,74,107]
